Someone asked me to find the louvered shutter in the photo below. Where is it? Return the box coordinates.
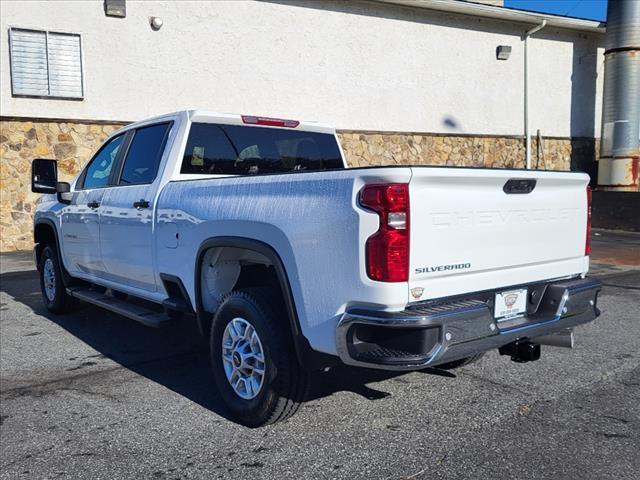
[9,29,49,96]
[9,28,83,99]
[47,32,83,98]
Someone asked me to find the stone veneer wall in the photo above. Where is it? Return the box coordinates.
[0,118,598,252]
[337,132,598,171]
[1,119,126,251]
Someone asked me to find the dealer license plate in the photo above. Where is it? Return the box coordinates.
[494,288,527,320]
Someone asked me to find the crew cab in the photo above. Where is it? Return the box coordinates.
[31,110,602,426]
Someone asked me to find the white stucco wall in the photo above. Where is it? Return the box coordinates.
[0,0,604,137]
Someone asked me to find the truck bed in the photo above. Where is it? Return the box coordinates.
[158,165,590,356]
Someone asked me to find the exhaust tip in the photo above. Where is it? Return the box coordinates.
[532,329,574,349]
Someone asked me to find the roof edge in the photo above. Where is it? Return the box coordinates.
[376,0,605,34]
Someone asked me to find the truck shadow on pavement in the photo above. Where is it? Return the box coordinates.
[0,268,454,425]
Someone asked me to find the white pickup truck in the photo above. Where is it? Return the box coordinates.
[32,110,602,426]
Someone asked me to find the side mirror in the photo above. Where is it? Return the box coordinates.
[31,159,58,194]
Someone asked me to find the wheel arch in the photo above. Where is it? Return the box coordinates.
[194,236,338,371]
[33,219,74,286]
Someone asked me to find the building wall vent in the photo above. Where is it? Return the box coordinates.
[9,28,84,99]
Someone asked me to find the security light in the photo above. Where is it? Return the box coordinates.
[104,0,126,18]
[496,45,512,60]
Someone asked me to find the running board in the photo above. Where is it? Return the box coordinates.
[67,287,171,328]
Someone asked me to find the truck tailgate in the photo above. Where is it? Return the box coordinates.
[408,168,590,301]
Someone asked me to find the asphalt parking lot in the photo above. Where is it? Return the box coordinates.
[1,229,639,479]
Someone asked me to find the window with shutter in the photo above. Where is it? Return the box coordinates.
[9,28,84,99]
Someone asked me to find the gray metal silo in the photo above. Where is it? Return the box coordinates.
[598,0,640,191]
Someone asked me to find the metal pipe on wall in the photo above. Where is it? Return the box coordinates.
[598,0,640,191]
[524,20,547,170]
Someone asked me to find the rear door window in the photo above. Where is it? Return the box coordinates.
[119,123,171,185]
[181,122,343,175]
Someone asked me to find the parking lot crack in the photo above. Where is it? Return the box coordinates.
[57,387,120,402]
[460,371,531,397]
[0,365,125,400]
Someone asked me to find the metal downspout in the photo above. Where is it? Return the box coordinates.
[524,20,547,170]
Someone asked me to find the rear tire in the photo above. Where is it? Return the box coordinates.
[38,244,77,314]
[210,288,308,427]
[437,353,485,370]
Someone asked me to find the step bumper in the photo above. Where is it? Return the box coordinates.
[335,276,602,371]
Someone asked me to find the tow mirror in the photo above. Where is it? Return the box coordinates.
[32,159,72,203]
[31,159,58,194]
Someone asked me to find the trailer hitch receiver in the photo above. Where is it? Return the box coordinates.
[499,340,541,363]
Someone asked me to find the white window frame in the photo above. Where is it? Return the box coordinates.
[8,27,85,100]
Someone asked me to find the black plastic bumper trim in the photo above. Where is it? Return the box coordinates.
[336,276,602,371]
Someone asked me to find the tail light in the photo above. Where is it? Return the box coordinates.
[585,186,592,256]
[359,183,410,282]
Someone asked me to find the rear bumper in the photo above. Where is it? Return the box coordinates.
[336,276,602,371]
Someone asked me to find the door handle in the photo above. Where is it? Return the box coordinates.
[133,199,150,209]
[87,201,100,209]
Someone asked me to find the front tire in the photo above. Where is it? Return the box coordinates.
[39,244,77,314]
[210,288,308,427]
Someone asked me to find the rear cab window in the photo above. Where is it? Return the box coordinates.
[181,123,344,175]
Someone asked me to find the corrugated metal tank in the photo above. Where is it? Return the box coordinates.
[598,0,640,190]
[601,53,640,158]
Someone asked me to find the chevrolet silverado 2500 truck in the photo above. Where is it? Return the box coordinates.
[31,110,602,426]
